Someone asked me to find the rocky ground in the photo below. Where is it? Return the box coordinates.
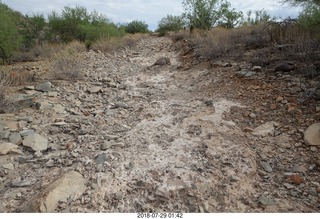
[0,36,319,213]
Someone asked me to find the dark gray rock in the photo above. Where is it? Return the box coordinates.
[274,62,295,72]
[152,57,170,66]
[258,196,277,206]
[35,82,52,92]
[95,153,108,165]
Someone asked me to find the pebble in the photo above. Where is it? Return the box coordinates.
[95,153,108,165]
[258,196,276,206]
[260,161,273,172]
[19,129,35,137]
[283,183,296,190]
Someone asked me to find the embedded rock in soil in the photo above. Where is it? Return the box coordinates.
[35,82,52,92]
[19,171,86,212]
[152,57,170,66]
[0,143,23,155]
[252,122,276,137]
[304,123,320,146]
[22,133,48,151]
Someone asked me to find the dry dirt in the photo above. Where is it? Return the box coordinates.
[0,36,319,213]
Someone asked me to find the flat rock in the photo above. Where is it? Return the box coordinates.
[304,123,320,146]
[88,86,102,93]
[19,129,35,137]
[52,104,65,114]
[275,63,294,72]
[238,70,256,77]
[101,140,125,150]
[95,153,108,165]
[35,82,52,92]
[22,133,48,151]
[252,122,276,137]
[3,97,36,113]
[36,101,54,110]
[2,163,14,170]
[20,171,86,212]
[260,161,273,172]
[153,57,170,66]
[258,196,277,206]
[0,143,23,155]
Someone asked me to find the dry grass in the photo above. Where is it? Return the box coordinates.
[171,23,320,71]
[171,25,271,61]
[0,66,35,86]
[49,41,86,81]
[91,33,147,53]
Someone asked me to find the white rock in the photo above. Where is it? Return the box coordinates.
[23,171,86,212]
[23,133,48,151]
[304,123,320,146]
[2,163,15,170]
[252,122,276,137]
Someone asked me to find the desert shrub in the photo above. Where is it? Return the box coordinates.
[91,34,146,53]
[125,20,149,34]
[20,14,46,49]
[0,3,23,63]
[47,6,122,43]
[49,41,86,80]
[0,85,7,113]
[298,3,320,32]
[156,15,185,36]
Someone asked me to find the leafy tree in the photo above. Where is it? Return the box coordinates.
[298,2,320,29]
[156,15,185,35]
[242,9,274,25]
[279,0,320,6]
[280,0,320,30]
[125,20,149,34]
[182,0,225,30]
[48,6,90,42]
[218,1,243,28]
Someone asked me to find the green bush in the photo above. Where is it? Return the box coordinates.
[156,15,184,36]
[125,20,149,34]
[298,3,320,31]
[0,3,22,63]
[47,6,123,43]
[20,14,46,49]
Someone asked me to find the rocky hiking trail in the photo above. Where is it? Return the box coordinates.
[0,36,319,213]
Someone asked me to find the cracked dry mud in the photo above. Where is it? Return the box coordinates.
[0,36,319,213]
